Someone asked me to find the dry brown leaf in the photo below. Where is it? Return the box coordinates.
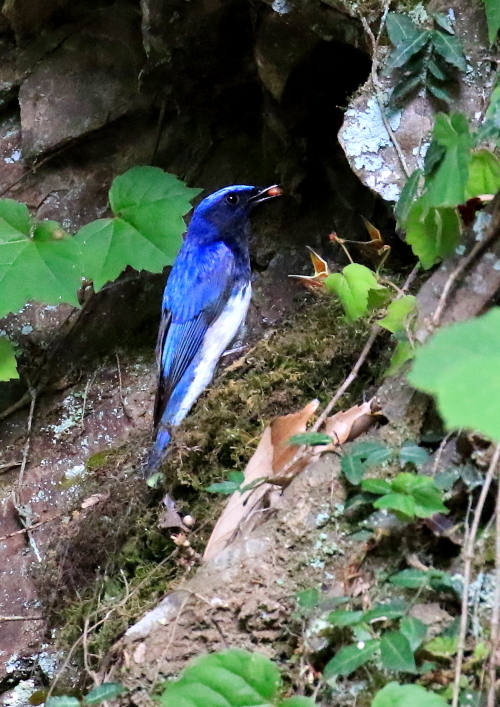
[324,400,377,447]
[289,248,330,292]
[204,400,319,562]
[81,493,109,509]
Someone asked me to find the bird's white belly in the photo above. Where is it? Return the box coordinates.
[171,284,251,425]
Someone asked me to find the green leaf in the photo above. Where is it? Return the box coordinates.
[160,648,281,707]
[349,440,389,461]
[405,198,461,269]
[363,601,409,623]
[485,85,500,126]
[373,492,417,518]
[385,31,431,72]
[385,340,415,376]
[433,13,454,34]
[288,432,332,446]
[364,446,393,467]
[430,30,467,70]
[206,471,244,495]
[323,640,379,679]
[408,308,500,441]
[425,113,471,207]
[360,478,392,495]
[380,631,417,672]
[371,681,448,707]
[344,492,377,511]
[465,149,500,198]
[0,200,83,317]
[76,167,200,291]
[398,441,429,468]
[390,73,424,106]
[378,296,416,334]
[427,78,454,104]
[328,610,364,627]
[395,170,422,226]
[324,264,389,322]
[389,569,430,589]
[428,57,448,81]
[296,587,320,610]
[425,634,458,658]
[400,616,428,651]
[45,698,81,707]
[83,683,127,704]
[0,336,18,381]
[341,455,366,485]
[279,698,317,707]
[484,0,500,44]
[386,13,419,45]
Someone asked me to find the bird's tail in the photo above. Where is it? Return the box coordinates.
[144,427,171,478]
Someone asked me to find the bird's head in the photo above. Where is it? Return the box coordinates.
[188,184,282,241]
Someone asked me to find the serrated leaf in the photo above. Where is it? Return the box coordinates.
[361,478,392,495]
[385,340,415,376]
[328,610,364,627]
[380,631,417,672]
[408,308,500,441]
[323,640,379,679]
[371,681,448,707]
[385,31,431,72]
[160,648,281,707]
[324,264,388,322]
[386,13,419,45]
[425,113,471,207]
[296,587,319,610]
[465,148,500,199]
[45,699,80,707]
[0,336,18,381]
[389,569,430,589]
[425,634,458,658]
[395,170,423,226]
[363,601,409,623]
[0,200,83,317]
[405,198,461,270]
[288,432,332,446]
[485,0,500,44]
[341,455,366,484]
[400,616,428,651]
[399,441,429,468]
[378,296,416,334]
[84,683,127,704]
[431,30,467,71]
[373,492,417,517]
[76,167,200,291]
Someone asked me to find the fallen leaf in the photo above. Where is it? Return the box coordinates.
[81,493,109,509]
[324,400,379,447]
[289,247,330,291]
[158,493,188,530]
[271,399,319,472]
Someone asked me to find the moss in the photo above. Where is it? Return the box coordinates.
[37,293,390,681]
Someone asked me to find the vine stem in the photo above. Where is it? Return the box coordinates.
[452,444,500,707]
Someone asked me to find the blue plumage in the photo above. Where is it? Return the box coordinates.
[146,183,282,475]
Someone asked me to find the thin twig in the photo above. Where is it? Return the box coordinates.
[115,352,134,422]
[488,457,500,707]
[452,444,500,707]
[0,614,44,621]
[432,224,499,325]
[81,372,96,428]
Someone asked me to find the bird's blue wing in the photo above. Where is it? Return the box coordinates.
[153,241,235,426]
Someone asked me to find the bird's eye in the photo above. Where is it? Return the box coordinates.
[225,193,240,205]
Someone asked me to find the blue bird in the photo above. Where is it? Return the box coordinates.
[146,183,282,475]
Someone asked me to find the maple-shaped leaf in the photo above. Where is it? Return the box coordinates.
[324,263,390,321]
[289,247,330,291]
[75,167,201,291]
[0,200,82,317]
